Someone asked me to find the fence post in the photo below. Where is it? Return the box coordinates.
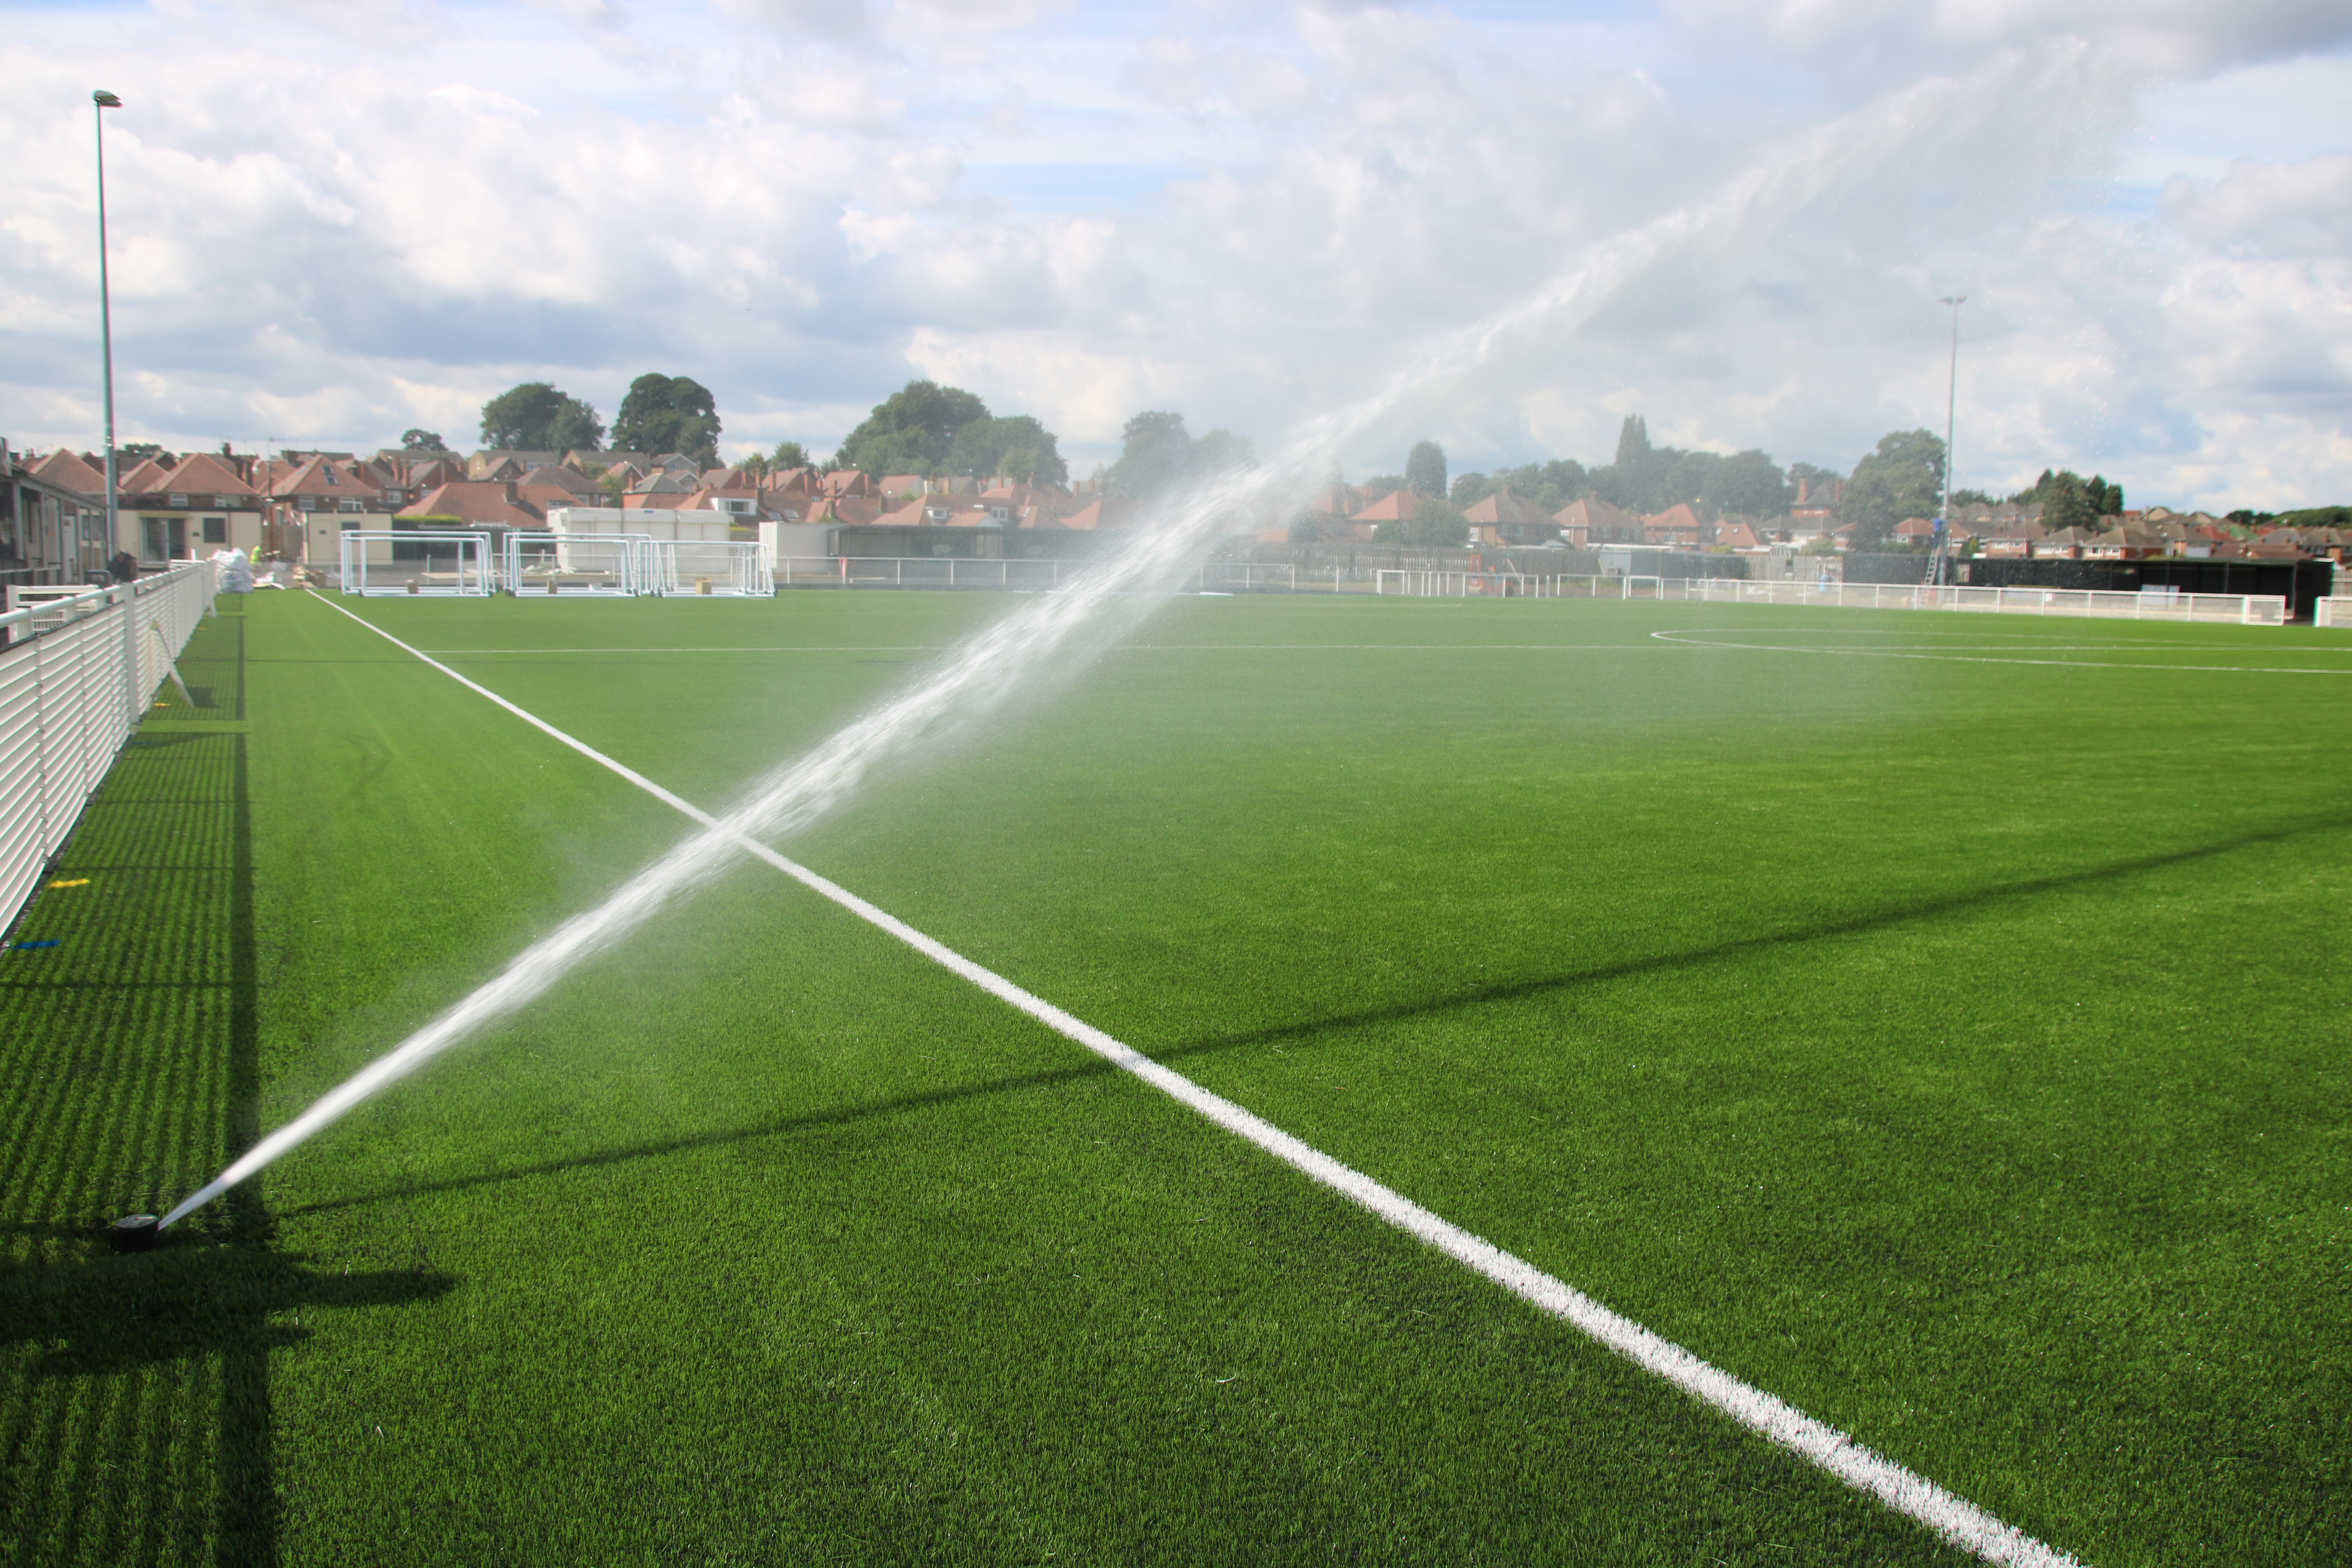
[119,580,140,730]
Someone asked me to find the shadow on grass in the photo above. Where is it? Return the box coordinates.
[281,811,2348,1224]
[0,607,334,1568]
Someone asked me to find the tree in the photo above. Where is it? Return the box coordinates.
[1105,412,1194,502]
[1841,429,1946,548]
[401,428,449,453]
[838,380,991,477]
[1698,449,1790,519]
[1405,496,1468,548]
[1405,440,1447,499]
[946,414,1068,485]
[610,374,721,465]
[772,440,810,471]
[1361,473,1405,501]
[2012,468,2121,530]
[1451,472,1495,506]
[480,383,604,452]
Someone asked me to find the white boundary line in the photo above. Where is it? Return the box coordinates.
[312,592,2081,1568]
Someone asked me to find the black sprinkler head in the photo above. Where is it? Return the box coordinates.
[106,1214,160,1252]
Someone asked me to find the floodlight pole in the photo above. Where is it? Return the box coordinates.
[94,90,123,579]
[1933,294,1965,586]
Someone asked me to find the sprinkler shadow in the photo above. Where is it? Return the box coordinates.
[0,1243,456,1381]
[280,814,2345,1222]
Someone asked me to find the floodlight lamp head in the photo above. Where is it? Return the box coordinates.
[1939,294,1965,306]
[93,90,122,108]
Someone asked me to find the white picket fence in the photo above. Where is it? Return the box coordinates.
[0,561,218,937]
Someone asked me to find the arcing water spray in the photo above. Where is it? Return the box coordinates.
[158,47,2095,1230]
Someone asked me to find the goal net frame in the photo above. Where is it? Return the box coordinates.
[642,539,768,597]
[338,531,495,597]
[502,532,649,597]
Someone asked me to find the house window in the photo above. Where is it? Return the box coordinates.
[202,517,227,544]
[168,493,187,508]
[299,496,317,510]
[214,495,230,508]
[339,499,363,513]
[323,468,339,485]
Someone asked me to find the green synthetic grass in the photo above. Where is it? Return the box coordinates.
[4,588,2348,1565]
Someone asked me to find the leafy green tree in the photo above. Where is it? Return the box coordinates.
[1949,487,1994,507]
[1105,412,1250,503]
[1451,472,1495,506]
[480,383,604,452]
[1698,449,1790,518]
[2013,468,2121,529]
[1841,429,1946,548]
[610,374,721,465]
[772,440,810,470]
[1405,495,1469,548]
[1405,440,1447,499]
[400,428,448,453]
[946,414,1068,485]
[838,380,990,477]
[1362,474,1405,501]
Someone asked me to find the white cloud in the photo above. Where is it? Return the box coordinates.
[0,2,2343,512]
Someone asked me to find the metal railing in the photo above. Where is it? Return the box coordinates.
[0,561,216,936]
[1671,578,2289,624]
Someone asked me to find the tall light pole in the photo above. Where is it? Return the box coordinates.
[94,89,122,578]
[1934,294,1965,585]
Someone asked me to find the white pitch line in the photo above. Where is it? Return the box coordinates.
[313,591,2080,1568]
[1653,629,2352,675]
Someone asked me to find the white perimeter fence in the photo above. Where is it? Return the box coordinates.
[1375,570,2291,625]
[0,561,217,936]
[2315,596,2352,629]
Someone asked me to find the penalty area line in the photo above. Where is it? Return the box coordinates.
[307,590,2080,1568]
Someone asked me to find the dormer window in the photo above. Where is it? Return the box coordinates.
[323,468,339,485]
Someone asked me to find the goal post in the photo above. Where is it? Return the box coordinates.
[338,531,494,596]
[643,539,768,596]
[501,532,648,597]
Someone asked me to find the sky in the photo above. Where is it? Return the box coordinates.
[2,0,2348,509]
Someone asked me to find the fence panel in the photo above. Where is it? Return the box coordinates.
[0,562,216,937]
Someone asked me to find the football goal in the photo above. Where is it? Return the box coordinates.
[643,539,768,596]
[338,531,494,596]
[502,532,648,597]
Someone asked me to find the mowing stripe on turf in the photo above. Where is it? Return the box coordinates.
[313,592,2080,1568]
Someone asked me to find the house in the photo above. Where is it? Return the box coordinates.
[2,443,107,583]
[821,470,875,499]
[1462,490,1559,547]
[1712,518,1767,551]
[467,449,562,481]
[1061,496,1140,531]
[1641,503,1708,548]
[1552,495,1641,547]
[122,451,268,564]
[1791,474,1842,523]
[1349,490,1427,535]
[397,482,547,531]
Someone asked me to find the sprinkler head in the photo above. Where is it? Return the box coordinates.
[105,1214,160,1252]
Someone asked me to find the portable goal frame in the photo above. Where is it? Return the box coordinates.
[644,539,768,597]
[502,532,650,597]
[338,531,495,596]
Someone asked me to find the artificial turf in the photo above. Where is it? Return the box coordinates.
[3,587,2347,1565]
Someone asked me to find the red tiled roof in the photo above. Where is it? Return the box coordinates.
[396,483,544,528]
[1349,490,1422,523]
[27,450,105,495]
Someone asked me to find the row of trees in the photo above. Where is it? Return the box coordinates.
[835,381,1068,486]
[470,375,724,467]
